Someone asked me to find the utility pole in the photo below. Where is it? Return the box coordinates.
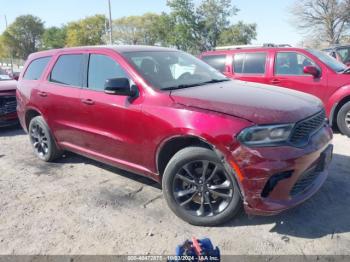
[108,0,113,45]
[4,15,14,76]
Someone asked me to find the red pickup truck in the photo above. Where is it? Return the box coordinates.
[200,47,350,137]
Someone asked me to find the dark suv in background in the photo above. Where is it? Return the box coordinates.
[323,45,350,66]
[17,46,332,226]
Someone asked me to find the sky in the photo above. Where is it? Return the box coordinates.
[0,0,303,46]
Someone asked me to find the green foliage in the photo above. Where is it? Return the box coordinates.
[166,0,201,53]
[0,1,257,57]
[1,15,44,59]
[164,0,255,53]
[0,36,7,58]
[66,15,107,47]
[218,21,257,45]
[42,26,67,49]
[113,13,162,45]
[197,0,238,50]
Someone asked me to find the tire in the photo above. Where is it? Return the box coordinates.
[162,147,242,226]
[28,116,62,162]
[337,101,350,137]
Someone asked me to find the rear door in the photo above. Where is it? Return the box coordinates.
[42,53,88,149]
[269,51,327,100]
[231,52,270,84]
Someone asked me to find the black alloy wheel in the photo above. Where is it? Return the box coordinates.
[162,147,242,226]
[28,116,62,162]
[172,160,234,217]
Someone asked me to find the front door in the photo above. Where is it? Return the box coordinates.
[79,52,144,166]
[269,51,327,101]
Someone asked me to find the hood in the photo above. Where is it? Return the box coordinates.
[0,80,17,92]
[170,80,323,124]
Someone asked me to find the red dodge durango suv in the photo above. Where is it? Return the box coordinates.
[201,47,350,137]
[17,46,333,226]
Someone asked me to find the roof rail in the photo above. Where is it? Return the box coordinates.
[214,43,292,50]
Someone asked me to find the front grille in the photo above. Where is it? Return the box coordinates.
[289,110,326,147]
[0,96,17,115]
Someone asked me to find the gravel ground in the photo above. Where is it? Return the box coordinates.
[0,125,349,255]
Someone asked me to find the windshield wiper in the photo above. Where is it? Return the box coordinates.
[161,78,230,91]
[201,78,230,84]
[341,67,350,74]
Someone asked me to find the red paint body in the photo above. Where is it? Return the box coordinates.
[17,46,333,215]
[200,47,350,126]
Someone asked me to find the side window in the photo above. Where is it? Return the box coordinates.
[275,52,316,76]
[23,57,51,80]
[202,55,226,72]
[88,54,128,91]
[50,54,84,87]
[336,48,350,63]
[233,53,267,74]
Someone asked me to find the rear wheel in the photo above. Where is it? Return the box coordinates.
[337,101,350,137]
[162,147,242,226]
[28,116,62,161]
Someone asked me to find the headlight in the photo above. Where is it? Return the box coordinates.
[237,124,294,146]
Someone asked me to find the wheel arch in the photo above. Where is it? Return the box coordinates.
[25,108,43,130]
[329,94,350,128]
[156,135,215,177]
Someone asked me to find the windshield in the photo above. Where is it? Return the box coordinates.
[122,50,228,90]
[308,49,347,72]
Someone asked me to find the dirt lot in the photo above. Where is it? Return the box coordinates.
[0,125,349,255]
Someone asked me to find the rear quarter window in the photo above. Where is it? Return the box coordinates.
[202,55,227,73]
[233,53,267,74]
[23,57,51,80]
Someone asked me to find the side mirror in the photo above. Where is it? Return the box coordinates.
[104,78,137,97]
[303,66,321,78]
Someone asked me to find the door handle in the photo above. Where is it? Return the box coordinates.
[38,91,47,97]
[271,79,281,84]
[81,99,95,105]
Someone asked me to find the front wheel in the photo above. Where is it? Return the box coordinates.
[337,101,350,137]
[28,116,62,162]
[162,147,242,226]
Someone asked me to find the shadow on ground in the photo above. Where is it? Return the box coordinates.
[2,126,349,239]
[0,124,25,137]
[55,151,350,239]
[55,151,161,189]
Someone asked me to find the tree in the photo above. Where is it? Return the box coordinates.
[291,0,350,44]
[1,15,44,59]
[197,0,238,50]
[166,0,201,53]
[66,15,107,46]
[218,21,257,45]
[0,36,7,58]
[113,13,162,45]
[166,0,244,53]
[42,26,67,49]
